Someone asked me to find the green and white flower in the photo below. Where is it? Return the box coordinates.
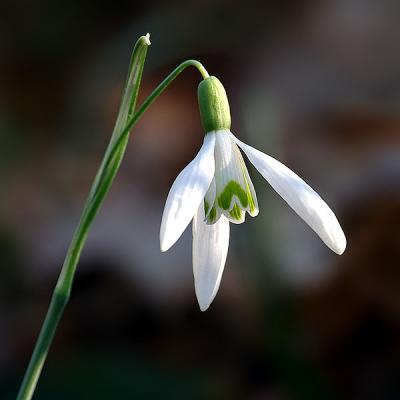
[160,76,346,311]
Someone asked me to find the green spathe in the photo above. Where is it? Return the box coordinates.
[198,76,231,132]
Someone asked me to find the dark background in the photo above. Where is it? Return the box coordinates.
[1,0,400,398]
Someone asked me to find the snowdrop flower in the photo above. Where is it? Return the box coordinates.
[160,76,346,311]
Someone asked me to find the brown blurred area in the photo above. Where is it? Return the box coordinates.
[1,0,400,399]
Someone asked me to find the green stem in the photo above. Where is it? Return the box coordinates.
[93,59,209,198]
[16,56,208,400]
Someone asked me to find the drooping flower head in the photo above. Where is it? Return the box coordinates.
[198,77,259,225]
[160,75,346,311]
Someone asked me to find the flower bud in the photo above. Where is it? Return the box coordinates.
[197,76,231,133]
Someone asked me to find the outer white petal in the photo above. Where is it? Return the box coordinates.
[160,133,216,252]
[232,134,346,255]
[192,204,230,311]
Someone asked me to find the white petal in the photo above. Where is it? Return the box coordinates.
[233,134,346,255]
[204,177,216,216]
[204,178,223,224]
[234,144,259,217]
[192,204,230,311]
[160,133,216,252]
[213,130,258,223]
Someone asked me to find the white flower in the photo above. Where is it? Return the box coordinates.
[160,129,346,311]
[160,76,346,311]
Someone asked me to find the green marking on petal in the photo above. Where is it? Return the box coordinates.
[208,206,217,223]
[204,199,217,224]
[217,180,248,210]
[247,186,257,214]
[204,200,210,216]
[237,152,258,215]
[229,204,243,221]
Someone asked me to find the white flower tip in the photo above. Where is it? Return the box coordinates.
[199,303,210,312]
[195,278,220,312]
[320,221,346,255]
[196,291,214,312]
[160,236,172,252]
[144,33,151,45]
[331,231,347,255]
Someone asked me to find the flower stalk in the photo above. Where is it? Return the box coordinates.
[16,34,209,400]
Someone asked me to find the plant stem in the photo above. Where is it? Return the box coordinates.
[93,59,209,197]
[16,52,208,399]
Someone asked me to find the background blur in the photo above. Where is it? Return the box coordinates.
[1,0,400,398]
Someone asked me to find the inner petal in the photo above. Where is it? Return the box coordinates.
[204,178,221,224]
[213,130,259,224]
